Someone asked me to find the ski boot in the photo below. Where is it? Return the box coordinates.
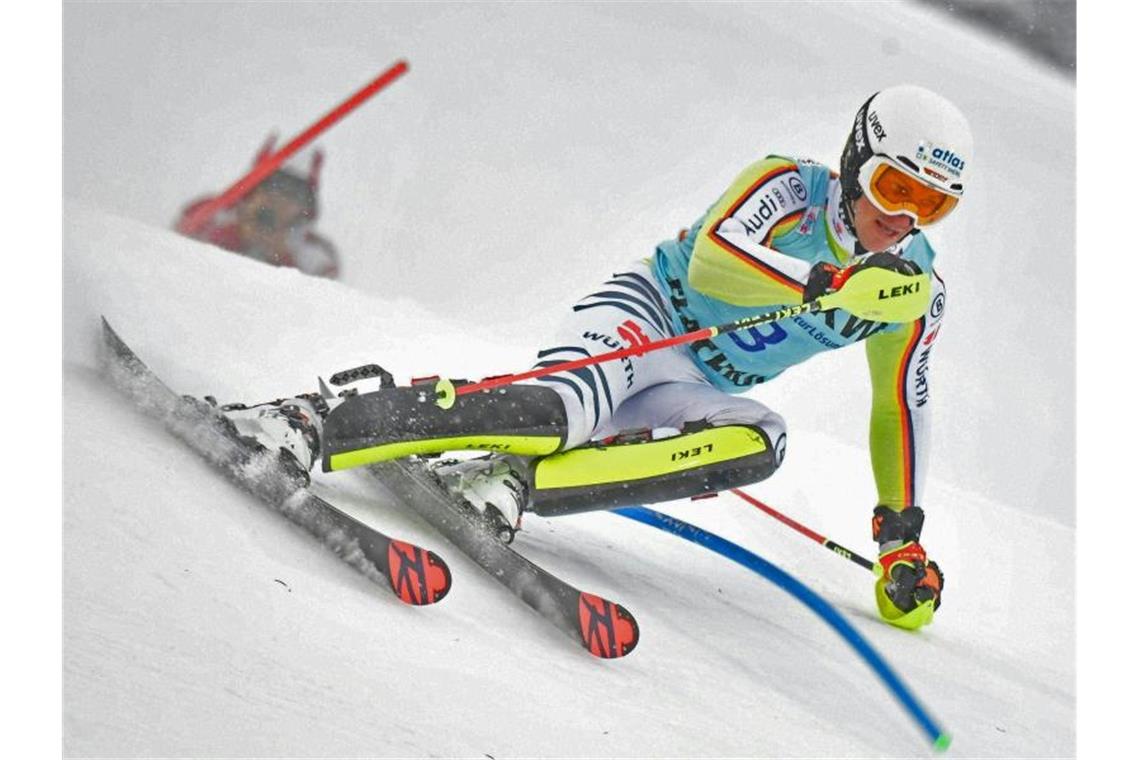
[211,393,328,486]
[429,455,529,543]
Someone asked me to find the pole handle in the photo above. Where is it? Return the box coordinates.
[818,267,929,322]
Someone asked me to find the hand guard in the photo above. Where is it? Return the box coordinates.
[871,505,944,630]
[802,253,922,305]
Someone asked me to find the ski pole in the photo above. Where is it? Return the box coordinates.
[613,506,950,751]
[731,488,881,576]
[178,60,410,236]
[433,266,929,409]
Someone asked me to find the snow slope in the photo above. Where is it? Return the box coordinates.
[63,2,1075,757]
[64,205,1072,757]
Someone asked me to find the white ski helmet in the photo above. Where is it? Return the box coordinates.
[839,85,973,226]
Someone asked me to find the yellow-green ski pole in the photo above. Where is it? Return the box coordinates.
[435,267,930,409]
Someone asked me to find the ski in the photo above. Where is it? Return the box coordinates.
[365,458,640,658]
[98,318,451,606]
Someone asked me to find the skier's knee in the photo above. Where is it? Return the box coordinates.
[755,412,787,474]
[715,419,785,488]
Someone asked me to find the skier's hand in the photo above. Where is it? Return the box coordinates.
[853,252,922,277]
[871,505,943,629]
[802,262,841,303]
[802,253,921,304]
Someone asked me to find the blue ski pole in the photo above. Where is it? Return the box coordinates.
[612,506,950,752]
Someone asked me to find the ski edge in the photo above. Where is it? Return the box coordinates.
[99,317,452,607]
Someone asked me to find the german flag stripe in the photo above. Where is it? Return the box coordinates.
[894,319,925,504]
[707,164,805,296]
[765,209,806,246]
[706,235,803,294]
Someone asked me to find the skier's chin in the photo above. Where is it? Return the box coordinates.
[860,233,901,254]
[855,210,913,252]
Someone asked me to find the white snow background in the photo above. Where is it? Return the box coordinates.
[61,2,1074,757]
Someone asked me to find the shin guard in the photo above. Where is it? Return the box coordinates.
[321,383,568,472]
[529,424,777,517]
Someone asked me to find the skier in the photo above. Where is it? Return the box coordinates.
[219,84,971,630]
[176,137,340,279]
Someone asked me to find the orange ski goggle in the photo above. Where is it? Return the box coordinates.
[859,158,959,227]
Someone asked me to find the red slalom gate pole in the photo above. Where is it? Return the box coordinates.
[178,60,410,236]
[730,488,881,575]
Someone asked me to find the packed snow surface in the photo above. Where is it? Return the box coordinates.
[64,2,1073,757]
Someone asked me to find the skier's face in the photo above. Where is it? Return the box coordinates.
[851,195,915,252]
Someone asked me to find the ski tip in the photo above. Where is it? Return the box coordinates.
[100,315,127,345]
[385,540,452,606]
[933,732,952,752]
[100,315,119,344]
[578,592,640,659]
[98,316,138,371]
